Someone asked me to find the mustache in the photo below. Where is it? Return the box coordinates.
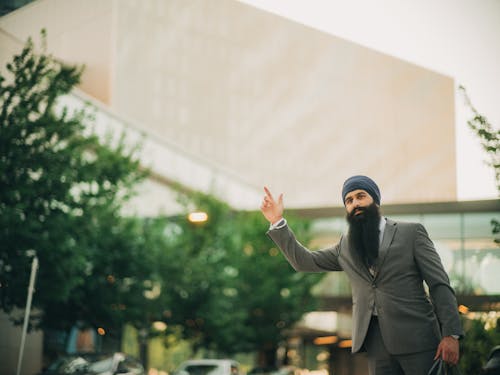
[348,206,366,220]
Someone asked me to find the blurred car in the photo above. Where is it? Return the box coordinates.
[174,359,241,375]
[248,366,303,375]
[38,352,144,375]
[483,346,500,375]
[247,367,278,375]
[272,366,303,375]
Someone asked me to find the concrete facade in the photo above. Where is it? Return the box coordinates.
[111,0,457,207]
[1,0,457,210]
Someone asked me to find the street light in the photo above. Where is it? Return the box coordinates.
[188,211,208,223]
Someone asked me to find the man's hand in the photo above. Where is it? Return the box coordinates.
[434,336,459,365]
[260,186,284,224]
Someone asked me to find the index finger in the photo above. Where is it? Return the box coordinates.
[263,186,275,202]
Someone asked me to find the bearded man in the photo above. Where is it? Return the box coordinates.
[260,175,463,375]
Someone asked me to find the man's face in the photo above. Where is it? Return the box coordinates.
[344,189,375,217]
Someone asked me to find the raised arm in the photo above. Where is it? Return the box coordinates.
[261,187,342,272]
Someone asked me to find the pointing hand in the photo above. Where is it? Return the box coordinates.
[260,186,284,224]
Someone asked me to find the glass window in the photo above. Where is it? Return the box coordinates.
[420,213,462,239]
[464,212,500,238]
[312,207,500,296]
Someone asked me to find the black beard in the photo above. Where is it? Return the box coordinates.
[346,203,381,268]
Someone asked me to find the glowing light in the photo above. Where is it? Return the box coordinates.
[313,336,338,345]
[458,305,469,314]
[188,212,208,223]
[316,351,330,361]
[97,327,106,335]
[152,321,167,331]
[280,288,290,298]
[269,248,279,256]
[338,339,352,348]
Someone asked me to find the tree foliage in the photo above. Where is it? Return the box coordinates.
[459,85,500,244]
[0,34,321,364]
[459,85,500,194]
[459,316,500,374]
[0,33,147,334]
[155,192,322,363]
[458,86,500,372]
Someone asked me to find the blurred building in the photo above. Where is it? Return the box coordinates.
[0,1,498,375]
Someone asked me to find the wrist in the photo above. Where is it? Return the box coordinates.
[269,218,287,231]
[271,217,284,225]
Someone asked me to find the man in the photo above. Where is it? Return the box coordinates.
[260,176,463,375]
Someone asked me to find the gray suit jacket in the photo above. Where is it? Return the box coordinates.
[267,218,463,355]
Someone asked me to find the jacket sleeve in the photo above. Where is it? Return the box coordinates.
[413,223,464,338]
[266,224,343,272]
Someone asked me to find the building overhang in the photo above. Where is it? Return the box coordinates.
[290,199,500,219]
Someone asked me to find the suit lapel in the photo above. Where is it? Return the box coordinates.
[373,218,397,279]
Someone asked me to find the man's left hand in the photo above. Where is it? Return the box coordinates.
[434,336,459,365]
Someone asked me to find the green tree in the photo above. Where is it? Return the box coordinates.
[158,192,322,366]
[459,316,500,373]
[459,85,500,243]
[230,209,321,366]
[0,33,322,368]
[0,33,148,338]
[458,86,500,372]
[459,86,499,193]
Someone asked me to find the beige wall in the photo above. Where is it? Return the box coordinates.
[111,0,456,207]
[0,0,457,208]
[0,0,114,103]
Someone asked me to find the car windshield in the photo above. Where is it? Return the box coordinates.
[184,364,225,375]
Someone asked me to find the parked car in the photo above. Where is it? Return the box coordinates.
[273,366,303,375]
[247,367,278,375]
[483,346,500,375]
[248,366,302,375]
[38,352,144,375]
[174,359,241,375]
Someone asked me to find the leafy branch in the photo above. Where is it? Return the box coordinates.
[459,85,500,193]
[459,85,499,245]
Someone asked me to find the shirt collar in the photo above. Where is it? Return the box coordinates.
[379,217,386,244]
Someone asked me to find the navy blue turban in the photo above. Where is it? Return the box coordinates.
[342,175,381,206]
